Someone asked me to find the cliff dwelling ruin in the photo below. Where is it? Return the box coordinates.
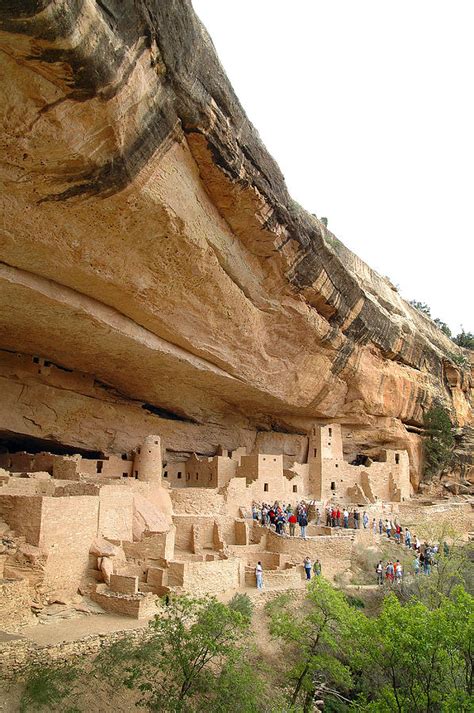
[0,0,472,689]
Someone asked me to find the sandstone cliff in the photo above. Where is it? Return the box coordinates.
[0,1,472,488]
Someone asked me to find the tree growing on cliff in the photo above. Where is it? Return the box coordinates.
[409,299,431,317]
[422,405,455,479]
[353,587,474,712]
[265,578,358,711]
[453,329,474,349]
[94,594,270,712]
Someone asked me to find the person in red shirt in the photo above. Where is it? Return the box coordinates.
[288,512,297,536]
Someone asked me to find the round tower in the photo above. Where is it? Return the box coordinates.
[133,435,162,482]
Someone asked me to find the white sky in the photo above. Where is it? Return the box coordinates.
[193,0,472,335]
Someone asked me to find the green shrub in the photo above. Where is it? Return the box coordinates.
[19,664,79,712]
[452,329,474,349]
[228,593,254,621]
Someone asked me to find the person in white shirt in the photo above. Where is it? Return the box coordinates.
[343,509,349,528]
[255,561,263,590]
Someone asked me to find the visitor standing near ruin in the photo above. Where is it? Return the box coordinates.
[385,561,394,583]
[354,510,360,529]
[413,555,420,575]
[363,511,369,529]
[313,559,322,577]
[405,528,411,548]
[255,561,263,590]
[395,524,402,543]
[304,556,312,580]
[288,511,297,536]
[375,560,383,585]
[343,508,349,528]
[372,518,377,534]
[378,518,383,535]
[298,509,308,539]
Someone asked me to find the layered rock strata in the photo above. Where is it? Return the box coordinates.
[0,1,472,488]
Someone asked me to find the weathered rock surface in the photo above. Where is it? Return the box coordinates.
[0,1,472,487]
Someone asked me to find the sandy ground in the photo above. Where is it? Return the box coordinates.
[20,612,151,646]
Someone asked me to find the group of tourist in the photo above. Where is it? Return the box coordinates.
[251,499,445,591]
[252,501,310,539]
[375,540,440,585]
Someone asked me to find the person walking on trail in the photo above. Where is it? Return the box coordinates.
[413,555,420,576]
[288,512,297,537]
[304,556,312,580]
[343,509,349,528]
[385,561,394,583]
[255,561,263,590]
[405,528,411,549]
[363,511,369,529]
[313,559,322,576]
[424,550,432,576]
[372,518,377,534]
[378,518,383,535]
[375,560,383,585]
[298,510,308,539]
[395,560,403,583]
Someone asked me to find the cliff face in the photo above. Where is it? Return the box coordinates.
[0,1,472,487]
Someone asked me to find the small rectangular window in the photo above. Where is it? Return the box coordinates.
[122,472,128,478]
[96,461,103,474]
[293,485,297,493]
[395,453,400,464]
[329,427,332,437]
[330,481,336,491]
[264,483,269,492]
[134,470,138,478]
[163,471,168,478]
[313,448,317,457]
[177,472,182,479]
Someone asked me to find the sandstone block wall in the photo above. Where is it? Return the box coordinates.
[98,488,134,540]
[0,578,34,632]
[170,488,226,515]
[0,495,43,545]
[244,566,303,588]
[110,574,139,595]
[0,625,154,679]
[122,530,175,563]
[40,496,99,597]
[265,530,353,580]
[91,588,158,618]
[181,557,241,595]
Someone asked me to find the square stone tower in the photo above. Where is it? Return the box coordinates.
[308,424,343,499]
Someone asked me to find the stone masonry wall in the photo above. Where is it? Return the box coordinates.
[0,494,43,545]
[39,496,99,597]
[265,530,354,580]
[0,578,34,632]
[0,625,154,679]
